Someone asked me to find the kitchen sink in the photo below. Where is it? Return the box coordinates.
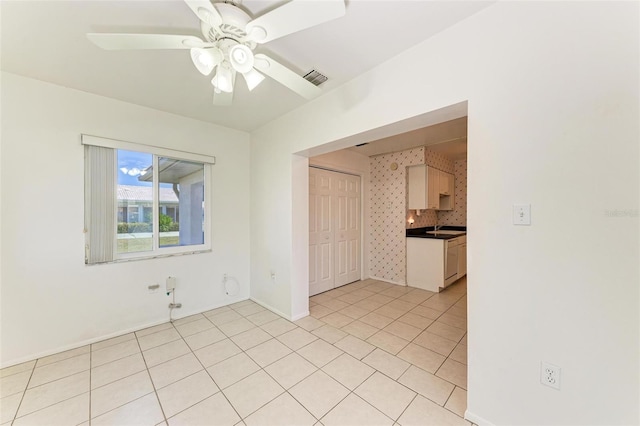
[426,230,466,236]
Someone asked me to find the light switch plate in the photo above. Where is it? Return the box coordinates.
[513,204,531,225]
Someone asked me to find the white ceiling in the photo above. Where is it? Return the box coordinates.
[349,116,467,159]
[0,0,493,132]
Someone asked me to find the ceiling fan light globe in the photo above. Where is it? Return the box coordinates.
[190,48,214,75]
[242,68,265,91]
[211,65,234,93]
[229,45,254,74]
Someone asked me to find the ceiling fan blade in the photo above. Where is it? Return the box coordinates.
[254,54,321,100]
[87,33,209,50]
[184,0,223,27]
[246,0,345,43]
[213,90,233,106]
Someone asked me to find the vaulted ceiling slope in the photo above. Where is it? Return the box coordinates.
[0,0,493,131]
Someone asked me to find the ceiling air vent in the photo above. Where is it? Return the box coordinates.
[303,70,328,86]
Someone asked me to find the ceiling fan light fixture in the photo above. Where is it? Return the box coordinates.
[211,64,234,93]
[242,68,265,91]
[229,44,254,73]
[190,47,223,76]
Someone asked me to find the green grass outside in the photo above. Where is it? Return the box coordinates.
[117,236,180,253]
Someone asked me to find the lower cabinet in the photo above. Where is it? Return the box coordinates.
[406,235,467,292]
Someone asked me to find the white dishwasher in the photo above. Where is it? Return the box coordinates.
[444,238,459,286]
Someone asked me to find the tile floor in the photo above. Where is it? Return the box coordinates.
[0,277,469,426]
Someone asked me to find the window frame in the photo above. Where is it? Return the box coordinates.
[82,134,215,264]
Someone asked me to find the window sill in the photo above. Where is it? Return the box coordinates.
[86,248,212,265]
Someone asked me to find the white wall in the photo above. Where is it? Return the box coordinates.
[0,72,251,366]
[250,2,639,425]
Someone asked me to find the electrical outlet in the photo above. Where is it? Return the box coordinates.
[148,284,159,293]
[541,362,561,390]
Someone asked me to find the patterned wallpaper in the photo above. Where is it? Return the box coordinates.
[438,159,467,226]
[369,146,467,284]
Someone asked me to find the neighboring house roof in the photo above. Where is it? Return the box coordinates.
[117,185,179,203]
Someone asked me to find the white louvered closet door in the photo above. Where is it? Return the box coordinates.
[309,167,361,296]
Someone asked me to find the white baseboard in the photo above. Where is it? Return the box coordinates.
[250,297,292,321]
[0,297,249,369]
[465,409,496,426]
[369,275,407,286]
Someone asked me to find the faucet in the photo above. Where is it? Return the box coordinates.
[434,219,440,233]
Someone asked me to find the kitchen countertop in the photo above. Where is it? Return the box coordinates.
[406,226,467,240]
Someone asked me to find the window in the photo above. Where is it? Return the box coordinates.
[83,135,214,264]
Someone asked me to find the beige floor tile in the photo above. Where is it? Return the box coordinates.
[355,372,416,420]
[260,318,297,337]
[310,304,334,319]
[397,343,446,374]
[413,331,457,357]
[264,353,317,389]
[207,310,243,326]
[202,305,232,317]
[92,392,164,426]
[366,331,409,355]
[398,395,469,426]
[143,339,191,368]
[446,305,467,319]
[13,392,89,426]
[294,316,326,332]
[91,333,136,352]
[460,334,467,345]
[340,305,370,319]
[0,370,31,398]
[234,303,266,317]
[383,321,422,341]
[398,363,455,405]
[445,386,467,418]
[0,361,35,379]
[182,327,226,351]
[245,392,316,426]
[373,305,406,320]
[277,328,318,350]
[367,294,395,305]
[207,353,260,389]
[312,325,348,344]
[321,312,354,329]
[353,299,385,312]
[334,335,375,360]
[436,359,467,390]
[387,300,416,313]
[336,292,366,305]
[297,339,343,368]
[427,322,466,343]
[449,344,467,365]
[1,392,22,424]
[289,371,349,418]
[167,392,240,426]
[318,298,350,312]
[362,348,410,380]
[245,339,292,368]
[247,310,281,326]
[321,393,393,426]
[135,323,173,338]
[138,328,182,352]
[174,318,214,338]
[28,353,90,388]
[91,353,146,389]
[171,313,205,327]
[36,346,89,368]
[359,312,394,329]
[148,353,202,390]
[342,321,379,340]
[230,299,256,309]
[322,353,375,390]
[91,371,153,418]
[18,371,89,417]
[157,370,219,418]
[410,305,443,320]
[421,299,455,312]
[396,312,434,330]
[398,289,435,304]
[437,313,467,330]
[194,339,242,367]
[218,318,256,337]
[92,339,141,367]
[382,286,413,297]
[310,293,333,305]
[223,370,284,418]
[231,327,272,350]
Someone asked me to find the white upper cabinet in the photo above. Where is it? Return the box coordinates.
[408,165,454,211]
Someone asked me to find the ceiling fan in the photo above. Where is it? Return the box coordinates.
[87,0,345,105]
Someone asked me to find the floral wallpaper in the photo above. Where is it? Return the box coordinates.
[369,147,467,284]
